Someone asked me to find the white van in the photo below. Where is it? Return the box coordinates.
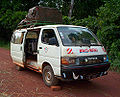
[10,25,110,86]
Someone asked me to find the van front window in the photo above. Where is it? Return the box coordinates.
[57,27,101,46]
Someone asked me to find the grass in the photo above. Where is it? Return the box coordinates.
[0,40,10,49]
[109,58,120,72]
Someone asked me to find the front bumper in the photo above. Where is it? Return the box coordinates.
[60,62,110,81]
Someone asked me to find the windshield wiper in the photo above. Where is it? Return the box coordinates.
[79,44,102,47]
[79,44,91,47]
[90,44,103,46]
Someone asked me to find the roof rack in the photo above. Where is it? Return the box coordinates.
[17,20,61,29]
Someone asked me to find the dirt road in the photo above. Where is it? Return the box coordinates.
[0,48,120,97]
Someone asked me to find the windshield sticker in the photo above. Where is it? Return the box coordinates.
[67,48,73,54]
[80,48,98,53]
[60,32,63,36]
[60,32,64,39]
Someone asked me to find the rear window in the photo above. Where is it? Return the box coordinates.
[11,32,24,44]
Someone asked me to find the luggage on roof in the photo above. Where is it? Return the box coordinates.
[18,6,62,28]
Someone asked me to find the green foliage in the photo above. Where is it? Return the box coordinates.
[110,58,120,72]
[109,39,120,60]
[63,15,98,33]
[0,10,27,40]
[74,16,98,33]
[73,0,104,19]
[38,0,63,10]
[62,16,74,24]
[96,0,120,62]
[0,40,9,49]
[0,10,26,29]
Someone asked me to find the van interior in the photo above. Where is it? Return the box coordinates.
[24,29,40,67]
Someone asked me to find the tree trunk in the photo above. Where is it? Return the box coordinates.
[68,0,74,19]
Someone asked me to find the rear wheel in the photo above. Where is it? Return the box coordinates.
[16,65,24,71]
[43,65,59,87]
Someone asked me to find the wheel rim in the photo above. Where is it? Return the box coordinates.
[45,69,52,84]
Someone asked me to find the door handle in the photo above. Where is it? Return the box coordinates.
[39,47,42,49]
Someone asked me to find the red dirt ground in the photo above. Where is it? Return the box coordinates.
[0,48,120,97]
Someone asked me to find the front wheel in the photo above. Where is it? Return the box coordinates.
[42,65,59,87]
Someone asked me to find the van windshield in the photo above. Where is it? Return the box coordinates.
[57,27,101,46]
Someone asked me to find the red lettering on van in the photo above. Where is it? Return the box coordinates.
[80,48,98,53]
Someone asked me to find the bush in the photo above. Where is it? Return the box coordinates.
[62,16,74,25]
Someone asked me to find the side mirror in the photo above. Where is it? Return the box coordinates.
[49,37,59,46]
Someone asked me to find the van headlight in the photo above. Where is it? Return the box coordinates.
[61,57,79,65]
[103,55,109,62]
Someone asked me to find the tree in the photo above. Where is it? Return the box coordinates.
[72,0,104,19]
[38,0,63,10]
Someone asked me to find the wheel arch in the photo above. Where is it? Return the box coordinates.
[42,62,52,72]
[40,59,61,76]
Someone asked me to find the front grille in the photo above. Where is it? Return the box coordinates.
[79,55,104,65]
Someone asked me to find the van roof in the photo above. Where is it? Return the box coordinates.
[16,25,87,31]
[42,25,86,28]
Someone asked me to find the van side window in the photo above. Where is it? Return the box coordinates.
[11,32,24,44]
[41,29,58,46]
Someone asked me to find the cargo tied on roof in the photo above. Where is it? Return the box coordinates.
[18,6,63,28]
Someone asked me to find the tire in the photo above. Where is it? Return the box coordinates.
[42,65,59,87]
[16,65,24,71]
